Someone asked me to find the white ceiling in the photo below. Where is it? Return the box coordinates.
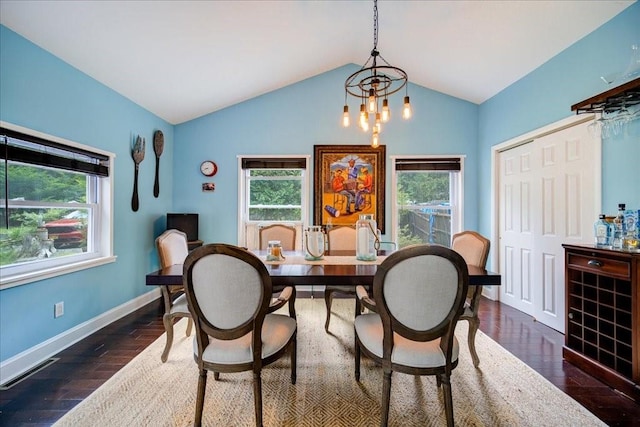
[0,1,634,125]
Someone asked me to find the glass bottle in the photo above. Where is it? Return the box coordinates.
[594,214,610,246]
[356,214,379,261]
[623,232,640,250]
[612,203,626,249]
[623,205,638,239]
[622,206,639,250]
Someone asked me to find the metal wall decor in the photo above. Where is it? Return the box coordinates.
[153,130,164,197]
[131,135,145,212]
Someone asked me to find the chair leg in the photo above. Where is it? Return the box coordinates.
[440,373,455,427]
[355,337,361,381]
[467,317,481,368]
[291,334,297,385]
[253,371,263,427]
[161,313,174,363]
[381,370,392,427]
[194,369,208,427]
[186,317,193,337]
[324,289,336,332]
[288,291,297,320]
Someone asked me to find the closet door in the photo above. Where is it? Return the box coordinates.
[498,120,597,332]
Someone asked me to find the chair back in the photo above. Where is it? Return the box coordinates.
[156,229,189,268]
[326,225,356,251]
[451,231,490,268]
[373,245,468,347]
[259,224,297,251]
[183,244,271,343]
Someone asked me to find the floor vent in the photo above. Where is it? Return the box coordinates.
[0,358,60,390]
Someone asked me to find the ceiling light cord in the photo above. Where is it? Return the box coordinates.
[372,0,378,52]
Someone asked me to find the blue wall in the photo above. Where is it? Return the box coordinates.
[0,26,173,361]
[478,3,640,237]
[1,2,638,365]
[173,65,479,244]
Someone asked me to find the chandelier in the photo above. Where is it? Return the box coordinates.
[342,0,412,148]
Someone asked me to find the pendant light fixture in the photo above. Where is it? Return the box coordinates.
[342,0,411,147]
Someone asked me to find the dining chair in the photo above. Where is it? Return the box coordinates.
[354,244,469,427]
[183,244,297,427]
[258,224,297,251]
[451,230,490,368]
[324,225,357,332]
[155,229,193,363]
[256,224,298,318]
[357,232,491,368]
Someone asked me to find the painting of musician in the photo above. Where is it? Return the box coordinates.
[313,145,385,232]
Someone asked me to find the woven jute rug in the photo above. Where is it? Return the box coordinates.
[53,299,605,427]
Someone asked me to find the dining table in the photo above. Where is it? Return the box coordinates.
[145,249,501,289]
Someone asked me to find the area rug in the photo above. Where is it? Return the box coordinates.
[53,299,605,427]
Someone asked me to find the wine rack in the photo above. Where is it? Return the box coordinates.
[563,244,639,399]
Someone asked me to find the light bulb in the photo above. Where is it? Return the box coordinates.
[359,104,367,130]
[368,89,376,113]
[371,130,380,148]
[381,99,390,122]
[374,113,382,133]
[361,119,369,132]
[402,96,412,120]
[342,105,350,127]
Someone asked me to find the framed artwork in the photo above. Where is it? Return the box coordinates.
[201,182,215,192]
[313,144,386,233]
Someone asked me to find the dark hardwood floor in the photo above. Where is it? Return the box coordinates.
[1,294,639,426]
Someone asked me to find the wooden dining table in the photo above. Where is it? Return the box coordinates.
[145,250,501,289]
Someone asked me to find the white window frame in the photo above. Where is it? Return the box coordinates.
[237,155,311,249]
[390,155,464,247]
[0,121,116,290]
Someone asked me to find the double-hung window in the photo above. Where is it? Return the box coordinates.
[238,156,310,249]
[1,123,115,288]
[391,156,463,248]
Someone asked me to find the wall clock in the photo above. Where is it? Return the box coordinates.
[200,160,218,177]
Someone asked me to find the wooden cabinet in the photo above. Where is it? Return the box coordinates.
[563,244,639,399]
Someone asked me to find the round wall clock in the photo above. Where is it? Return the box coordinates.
[200,160,218,177]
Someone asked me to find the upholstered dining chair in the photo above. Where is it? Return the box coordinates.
[183,244,297,427]
[354,245,469,427]
[257,224,298,318]
[357,231,491,368]
[324,225,357,332]
[155,229,193,363]
[258,224,297,251]
[451,230,490,368]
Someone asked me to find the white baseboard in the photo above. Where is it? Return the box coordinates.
[0,289,161,385]
[482,285,499,301]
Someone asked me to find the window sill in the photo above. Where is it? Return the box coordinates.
[0,255,117,290]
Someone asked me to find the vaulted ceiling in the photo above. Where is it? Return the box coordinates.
[0,1,634,124]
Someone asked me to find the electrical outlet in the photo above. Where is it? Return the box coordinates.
[54,301,64,318]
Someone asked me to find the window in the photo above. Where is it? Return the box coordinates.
[238,156,310,249]
[1,123,115,289]
[391,156,463,248]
